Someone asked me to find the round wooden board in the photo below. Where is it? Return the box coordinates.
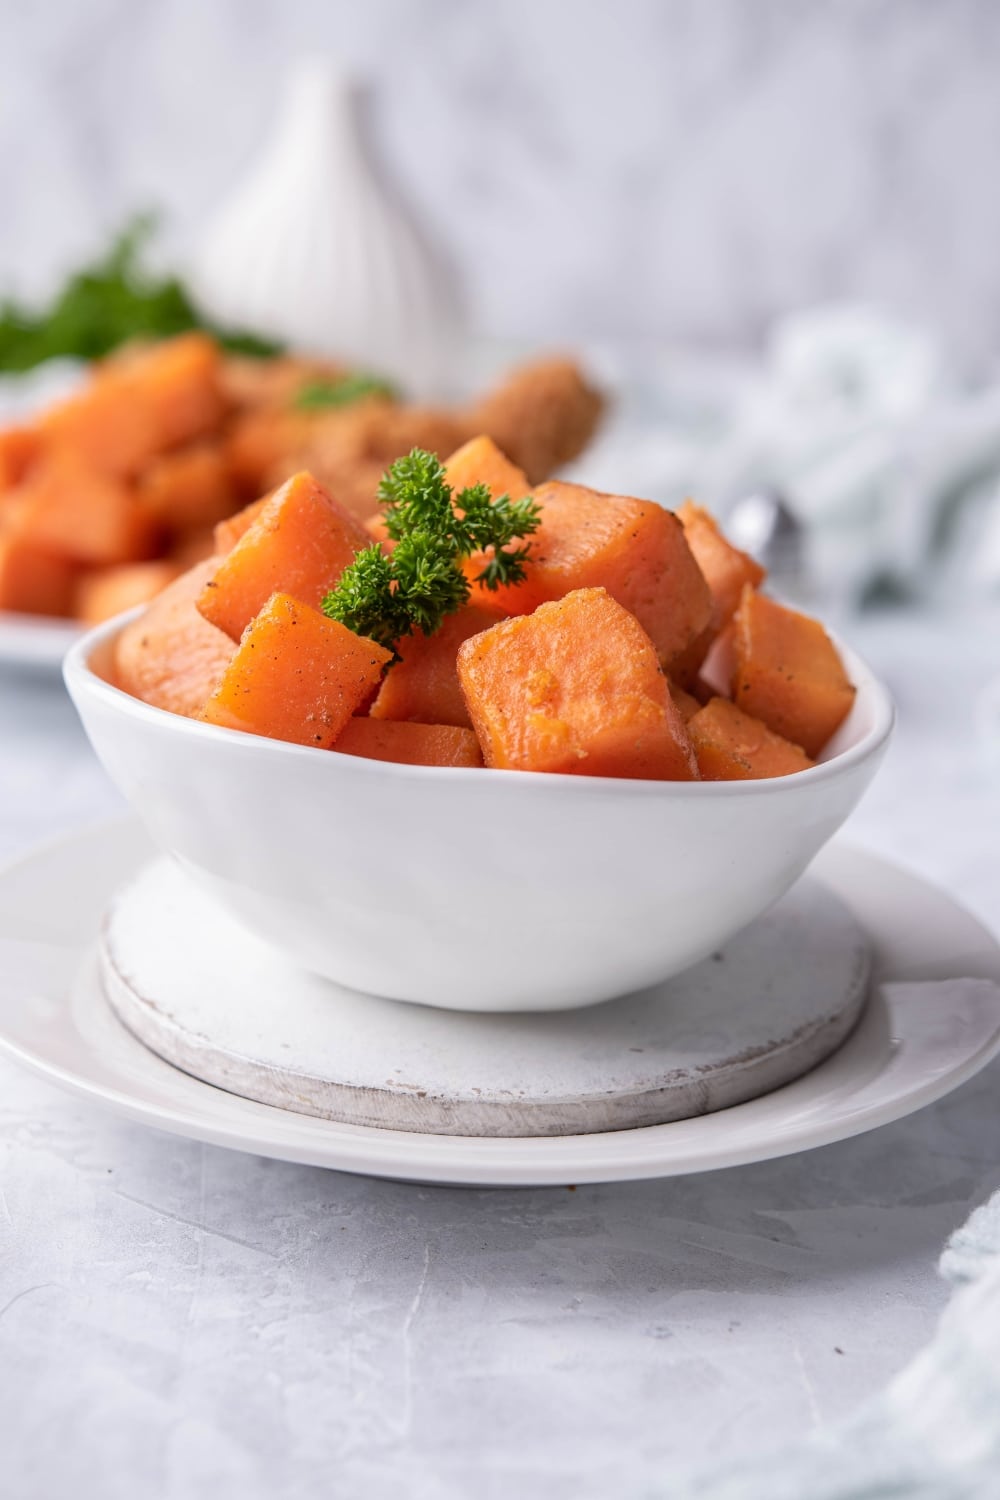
[99,857,871,1138]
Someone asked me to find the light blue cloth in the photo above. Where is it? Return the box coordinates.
[674,1193,1000,1498]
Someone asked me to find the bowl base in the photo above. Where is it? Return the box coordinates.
[98,857,871,1138]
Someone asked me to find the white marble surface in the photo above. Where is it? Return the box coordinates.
[4,1,1000,366]
[1,605,999,1498]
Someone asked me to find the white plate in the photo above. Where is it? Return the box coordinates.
[0,610,81,671]
[1,818,999,1186]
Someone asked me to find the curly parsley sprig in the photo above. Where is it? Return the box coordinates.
[321,448,540,652]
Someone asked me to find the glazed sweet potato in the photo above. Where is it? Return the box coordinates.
[75,560,182,627]
[457,587,699,780]
[466,481,713,679]
[370,604,505,729]
[669,683,702,723]
[687,698,814,780]
[200,592,391,747]
[678,501,766,630]
[198,472,369,641]
[0,427,39,492]
[0,533,76,616]
[334,717,483,768]
[732,586,855,757]
[137,443,237,534]
[213,493,271,555]
[115,557,235,717]
[7,455,155,566]
[363,512,394,552]
[39,378,160,478]
[126,333,227,450]
[443,435,532,502]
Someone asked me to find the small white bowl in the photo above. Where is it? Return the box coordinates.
[65,614,893,1012]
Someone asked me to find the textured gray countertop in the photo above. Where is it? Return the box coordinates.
[1,606,999,1500]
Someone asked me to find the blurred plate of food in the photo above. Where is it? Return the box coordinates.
[0,223,603,671]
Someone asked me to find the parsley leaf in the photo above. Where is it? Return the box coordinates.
[322,447,541,651]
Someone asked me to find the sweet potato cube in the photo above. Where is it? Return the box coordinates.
[137,443,237,533]
[466,481,713,677]
[213,493,271,555]
[733,587,855,757]
[120,333,227,450]
[0,532,76,616]
[457,587,699,780]
[115,558,235,718]
[75,560,181,627]
[39,379,161,478]
[333,718,483,768]
[443,435,532,501]
[197,472,369,641]
[200,593,391,747]
[678,501,766,629]
[8,456,156,565]
[363,512,394,552]
[688,698,814,780]
[370,604,504,729]
[0,427,40,492]
[669,682,701,722]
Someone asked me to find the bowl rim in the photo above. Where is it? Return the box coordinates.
[64,607,895,800]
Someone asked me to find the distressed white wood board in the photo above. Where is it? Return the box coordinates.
[99,856,870,1137]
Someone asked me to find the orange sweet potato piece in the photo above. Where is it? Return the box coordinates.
[116,332,227,450]
[198,472,369,641]
[333,717,483,768]
[443,435,532,501]
[457,587,699,780]
[40,378,161,478]
[200,592,391,747]
[669,682,701,722]
[115,558,235,717]
[213,493,271,554]
[687,698,814,780]
[137,443,237,533]
[0,532,76,616]
[8,455,156,565]
[75,560,182,626]
[733,587,855,757]
[370,604,505,729]
[678,501,766,629]
[466,481,713,677]
[363,512,394,552]
[0,427,40,491]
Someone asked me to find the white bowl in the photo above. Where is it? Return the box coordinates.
[64,613,893,1012]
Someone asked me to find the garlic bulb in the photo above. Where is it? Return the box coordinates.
[187,59,459,395]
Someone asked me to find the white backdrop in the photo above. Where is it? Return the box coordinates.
[2,0,1000,363]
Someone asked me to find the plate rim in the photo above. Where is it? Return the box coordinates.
[1,818,999,1186]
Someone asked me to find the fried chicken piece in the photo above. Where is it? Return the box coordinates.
[219,355,350,411]
[464,357,605,484]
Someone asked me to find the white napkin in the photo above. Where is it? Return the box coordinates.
[673,1128,1000,1497]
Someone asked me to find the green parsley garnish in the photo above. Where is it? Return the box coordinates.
[0,214,281,372]
[295,372,397,410]
[321,448,541,652]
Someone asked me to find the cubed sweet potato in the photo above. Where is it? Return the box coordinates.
[333,717,483,768]
[7,455,156,565]
[443,435,532,501]
[200,592,391,747]
[75,560,182,626]
[0,427,40,492]
[687,697,814,780]
[457,587,699,780]
[213,494,271,555]
[370,604,505,729]
[137,443,237,533]
[0,532,76,616]
[198,472,369,641]
[39,379,161,478]
[363,512,394,553]
[465,481,713,678]
[121,333,227,451]
[669,682,702,722]
[678,501,766,629]
[115,557,235,717]
[732,587,855,757]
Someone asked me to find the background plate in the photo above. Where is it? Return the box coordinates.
[1,818,999,1186]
